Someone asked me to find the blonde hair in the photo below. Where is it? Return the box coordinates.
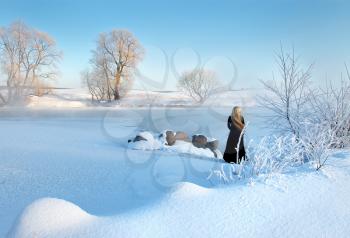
[231,106,244,129]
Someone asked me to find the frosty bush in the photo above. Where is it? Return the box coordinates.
[309,75,350,148]
[299,118,350,170]
[208,117,349,183]
[299,122,334,170]
[208,134,303,183]
[238,135,303,178]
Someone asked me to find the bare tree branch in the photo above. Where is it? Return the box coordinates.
[258,46,312,137]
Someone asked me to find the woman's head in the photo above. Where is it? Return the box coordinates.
[231,106,244,129]
[231,106,242,119]
[233,106,241,116]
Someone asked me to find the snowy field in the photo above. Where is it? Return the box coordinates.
[1,91,350,237]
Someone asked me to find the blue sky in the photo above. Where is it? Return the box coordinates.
[1,0,349,90]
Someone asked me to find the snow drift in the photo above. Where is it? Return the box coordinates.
[8,198,95,238]
[7,159,350,238]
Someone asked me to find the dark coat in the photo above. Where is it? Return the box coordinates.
[224,116,245,155]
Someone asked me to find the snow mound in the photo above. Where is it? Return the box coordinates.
[8,198,94,238]
[128,131,223,159]
[171,182,210,198]
[27,95,86,108]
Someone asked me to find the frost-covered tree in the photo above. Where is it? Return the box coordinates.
[177,68,220,103]
[86,30,143,101]
[81,69,108,102]
[0,21,61,104]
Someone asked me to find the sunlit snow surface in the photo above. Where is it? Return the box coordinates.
[1,90,350,237]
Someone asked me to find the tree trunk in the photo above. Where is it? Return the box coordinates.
[114,87,120,100]
[114,72,121,100]
[103,67,112,102]
[107,85,111,102]
[0,92,6,105]
[7,79,13,103]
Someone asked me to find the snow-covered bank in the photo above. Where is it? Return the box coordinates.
[9,153,350,238]
[25,88,258,108]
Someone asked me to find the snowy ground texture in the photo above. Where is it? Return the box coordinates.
[1,90,350,238]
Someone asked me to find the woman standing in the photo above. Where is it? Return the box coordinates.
[224,106,246,163]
